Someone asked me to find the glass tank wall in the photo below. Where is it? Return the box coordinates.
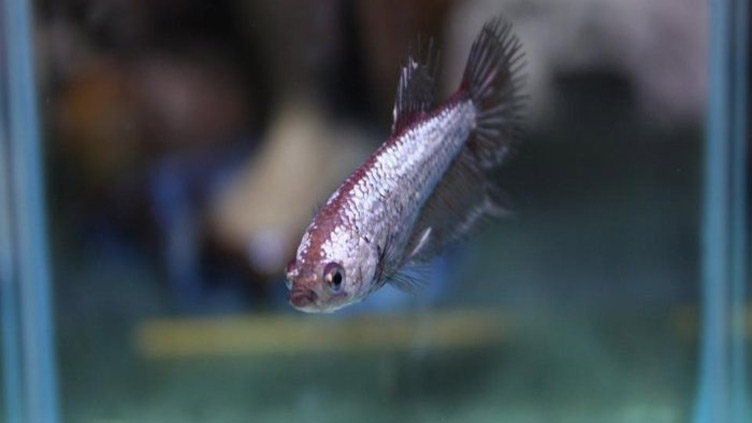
[1,0,750,422]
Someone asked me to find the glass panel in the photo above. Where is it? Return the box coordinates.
[1,0,60,422]
[695,0,750,422]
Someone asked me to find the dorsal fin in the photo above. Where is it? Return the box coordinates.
[391,38,440,135]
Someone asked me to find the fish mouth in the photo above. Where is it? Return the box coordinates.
[288,288,318,309]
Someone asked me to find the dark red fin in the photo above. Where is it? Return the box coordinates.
[461,16,526,168]
[391,37,440,135]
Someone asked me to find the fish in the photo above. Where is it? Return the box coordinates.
[285,16,526,313]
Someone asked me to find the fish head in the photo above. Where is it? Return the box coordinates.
[285,225,379,313]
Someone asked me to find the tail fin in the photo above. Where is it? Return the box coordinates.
[461,16,526,168]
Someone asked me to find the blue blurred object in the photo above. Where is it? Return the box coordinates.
[0,0,60,422]
[694,0,750,422]
[151,156,203,310]
[149,141,257,313]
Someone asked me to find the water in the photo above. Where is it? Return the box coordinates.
[1,0,749,422]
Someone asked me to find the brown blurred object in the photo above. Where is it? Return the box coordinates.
[132,50,253,151]
[53,47,253,188]
[357,0,456,117]
[54,59,142,193]
[241,0,342,101]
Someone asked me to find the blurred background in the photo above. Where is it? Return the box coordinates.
[1,0,750,422]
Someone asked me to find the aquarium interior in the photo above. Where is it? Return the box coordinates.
[1,0,750,422]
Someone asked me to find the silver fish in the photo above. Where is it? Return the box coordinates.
[285,17,526,313]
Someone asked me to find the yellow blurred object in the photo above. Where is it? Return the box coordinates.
[135,310,508,358]
[209,98,372,275]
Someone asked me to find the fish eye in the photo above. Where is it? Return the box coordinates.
[323,262,345,293]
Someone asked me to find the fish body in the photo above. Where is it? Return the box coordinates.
[286,17,525,313]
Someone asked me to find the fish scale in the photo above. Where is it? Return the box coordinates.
[344,100,475,257]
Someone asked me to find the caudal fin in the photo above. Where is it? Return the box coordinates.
[461,16,526,168]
